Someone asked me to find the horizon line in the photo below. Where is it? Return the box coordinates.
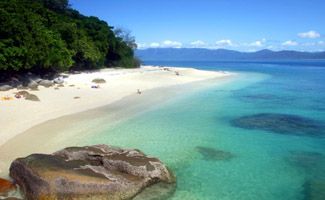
[136,48,325,53]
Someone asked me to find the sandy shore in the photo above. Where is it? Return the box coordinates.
[0,66,232,146]
[0,66,234,177]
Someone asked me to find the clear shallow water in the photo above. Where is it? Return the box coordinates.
[81,61,325,200]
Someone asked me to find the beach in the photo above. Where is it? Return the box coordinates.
[0,66,233,177]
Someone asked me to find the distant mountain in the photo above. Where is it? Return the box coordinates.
[136,48,325,61]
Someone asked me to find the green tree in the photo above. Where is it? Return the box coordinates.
[0,0,139,74]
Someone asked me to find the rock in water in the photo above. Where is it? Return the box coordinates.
[196,146,235,161]
[9,145,175,200]
[303,179,325,200]
[231,113,324,137]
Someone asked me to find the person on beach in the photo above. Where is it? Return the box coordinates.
[137,89,142,95]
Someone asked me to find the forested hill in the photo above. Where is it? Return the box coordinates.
[136,48,325,61]
[0,0,139,74]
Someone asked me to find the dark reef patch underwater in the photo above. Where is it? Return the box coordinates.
[285,150,325,199]
[231,113,324,137]
[196,146,235,161]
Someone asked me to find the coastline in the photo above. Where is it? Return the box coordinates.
[0,66,235,177]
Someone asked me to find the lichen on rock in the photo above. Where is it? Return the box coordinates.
[9,145,175,200]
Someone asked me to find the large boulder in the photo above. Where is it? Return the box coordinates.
[9,145,175,200]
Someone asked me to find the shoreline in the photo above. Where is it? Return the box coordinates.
[0,66,235,177]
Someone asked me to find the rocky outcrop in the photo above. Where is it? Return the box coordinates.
[9,145,175,200]
[0,72,69,92]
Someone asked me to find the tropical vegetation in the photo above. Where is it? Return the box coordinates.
[0,0,140,75]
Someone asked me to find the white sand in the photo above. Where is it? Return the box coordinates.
[0,66,233,147]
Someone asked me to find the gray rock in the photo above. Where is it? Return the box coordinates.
[38,80,54,88]
[53,77,64,84]
[33,78,44,84]
[0,85,13,91]
[92,78,106,84]
[10,145,175,200]
[9,78,22,87]
[15,91,40,101]
[60,73,69,78]
[27,81,38,90]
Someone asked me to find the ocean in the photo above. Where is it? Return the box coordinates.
[79,61,325,199]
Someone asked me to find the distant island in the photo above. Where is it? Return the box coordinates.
[136,48,325,61]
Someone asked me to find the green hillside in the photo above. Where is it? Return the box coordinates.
[0,0,139,74]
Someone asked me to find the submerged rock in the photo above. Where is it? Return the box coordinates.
[287,151,324,171]
[231,113,324,137]
[133,182,176,200]
[303,179,325,200]
[284,151,325,200]
[196,146,235,161]
[9,145,175,200]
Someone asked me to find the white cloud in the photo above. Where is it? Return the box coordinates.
[190,40,206,47]
[248,38,267,47]
[298,30,321,39]
[282,40,298,46]
[249,40,263,47]
[161,40,182,48]
[139,41,182,48]
[136,43,146,49]
[149,42,160,48]
[215,39,233,46]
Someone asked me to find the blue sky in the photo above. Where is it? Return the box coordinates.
[70,0,325,52]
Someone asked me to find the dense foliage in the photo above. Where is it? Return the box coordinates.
[0,0,140,73]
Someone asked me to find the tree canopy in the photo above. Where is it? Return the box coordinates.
[0,0,140,74]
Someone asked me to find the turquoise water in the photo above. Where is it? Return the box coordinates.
[82,61,325,200]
